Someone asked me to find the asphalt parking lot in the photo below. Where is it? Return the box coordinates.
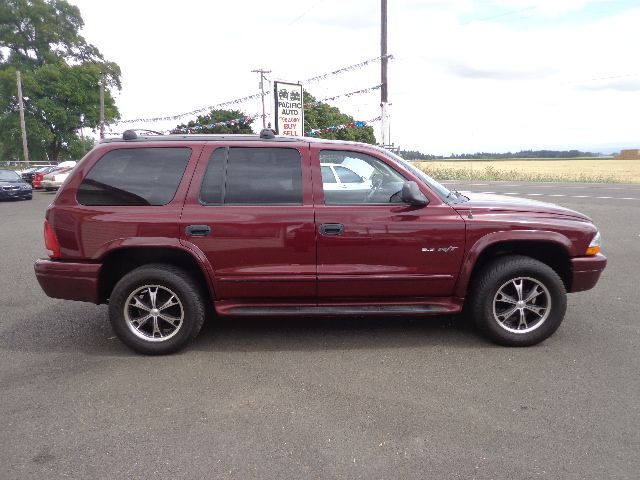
[1,183,638,479]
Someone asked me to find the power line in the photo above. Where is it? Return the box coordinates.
[288,0,326,26]
[116,56,391,124]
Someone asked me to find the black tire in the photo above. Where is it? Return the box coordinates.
[108,263,206,355]
[467,255,567,347]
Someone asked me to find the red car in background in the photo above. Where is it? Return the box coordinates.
[32,162,76,189]
[32,166,57,189]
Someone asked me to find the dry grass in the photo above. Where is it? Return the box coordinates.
[413,159,640,183]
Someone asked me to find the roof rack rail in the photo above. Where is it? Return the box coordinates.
[123,129,164,140]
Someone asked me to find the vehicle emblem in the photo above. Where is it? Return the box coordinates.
[422,246,459,253]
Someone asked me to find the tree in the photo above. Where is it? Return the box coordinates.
[64,135,94,160]
[303,92,376,144]
[176,109,255,134]
[0,0,121,161]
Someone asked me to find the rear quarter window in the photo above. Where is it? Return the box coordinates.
[77,147,191,206]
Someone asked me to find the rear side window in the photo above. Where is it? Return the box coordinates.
[200,147,302,205]
[77,147,191,206]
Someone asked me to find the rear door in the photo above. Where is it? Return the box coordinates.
[312,146,466,299]
[180,142,316,300]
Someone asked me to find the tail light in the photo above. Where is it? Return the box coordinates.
[44,220,61,259]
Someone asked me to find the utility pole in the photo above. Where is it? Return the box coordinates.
[252,68,271,129]
[99,79,105,139]
[380,0,389,147]
[16,71,29,165]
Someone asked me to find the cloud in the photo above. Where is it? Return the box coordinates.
[486,0,616,18]
[576,77,640,92]
[67,0,640,154]
[438,60,557,80]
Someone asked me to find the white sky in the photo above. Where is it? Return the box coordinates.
[70,0,640,155]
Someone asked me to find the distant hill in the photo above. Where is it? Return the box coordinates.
[399,149,603,160]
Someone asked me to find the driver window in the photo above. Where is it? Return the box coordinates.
[320,150,406,205]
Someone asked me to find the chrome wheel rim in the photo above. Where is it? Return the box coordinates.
[492,277,551,334]
[124,285,184,342]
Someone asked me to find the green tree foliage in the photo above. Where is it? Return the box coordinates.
[64,135,94,160]
[0,0,121,161]
[303,92,376,144]
[176,109,254,134]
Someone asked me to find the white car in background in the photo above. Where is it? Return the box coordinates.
[40,161,77,191]
[321,162,372,191]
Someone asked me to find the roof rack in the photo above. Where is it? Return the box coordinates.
[123,129,164,140]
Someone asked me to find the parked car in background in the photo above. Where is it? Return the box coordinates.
[22,165,56,185]
[19,167,38,180]
[40,166,74,191]
[32,171,47,190]
[38,161,77,191]
[0,169,32,200]
[321,163,371,191]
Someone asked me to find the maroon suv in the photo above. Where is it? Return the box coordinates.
[34,130,606,354]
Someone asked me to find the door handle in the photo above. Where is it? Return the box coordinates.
[319,223,344,236]
[185,225,212,237]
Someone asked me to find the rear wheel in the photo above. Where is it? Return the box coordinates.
[468,255,567,346]
[108,264,206,354]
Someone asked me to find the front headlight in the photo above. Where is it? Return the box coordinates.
[586,231,601,256]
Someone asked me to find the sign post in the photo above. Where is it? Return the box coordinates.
[273,82,304,136]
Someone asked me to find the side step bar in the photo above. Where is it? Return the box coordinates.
[225,305,455,316]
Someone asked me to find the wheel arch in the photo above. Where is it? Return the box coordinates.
[98,246,216,305]
[455,231,573,297]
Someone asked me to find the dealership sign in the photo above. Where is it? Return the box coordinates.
[274,81,304,136]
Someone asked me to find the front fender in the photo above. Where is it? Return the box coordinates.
[454,230,572,298]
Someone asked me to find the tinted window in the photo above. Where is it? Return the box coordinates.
[200,147,302,205]
[321,166,336,183]
[334,166,362,183]
[77,147,190,206]
[199,148,226,204]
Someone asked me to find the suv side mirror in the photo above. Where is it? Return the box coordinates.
[401,181,429,206]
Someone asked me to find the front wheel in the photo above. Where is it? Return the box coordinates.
[467,255,567,346]
[108,264,206,355]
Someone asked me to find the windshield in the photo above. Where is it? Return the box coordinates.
[0,170,21,182]
[382,150,452,200]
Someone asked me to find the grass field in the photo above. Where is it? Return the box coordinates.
[413,159,640,183]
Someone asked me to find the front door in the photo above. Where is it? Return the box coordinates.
[180,143,316,300]
[312,147,466,300]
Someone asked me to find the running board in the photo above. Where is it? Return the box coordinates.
[225,305,455,316]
